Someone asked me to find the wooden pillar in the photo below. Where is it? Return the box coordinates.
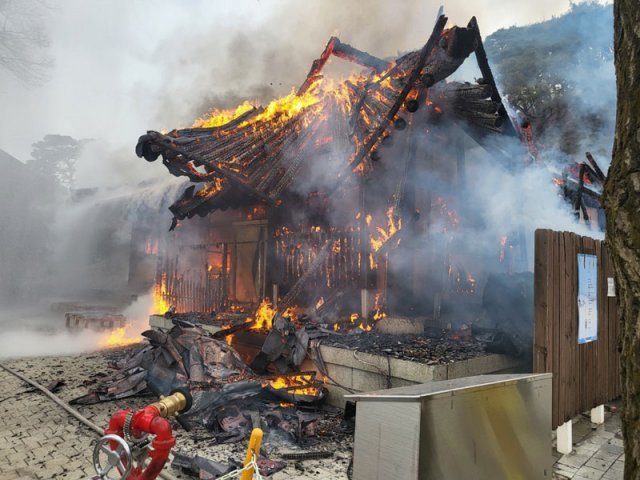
[221,242,228,306]
[358,179,373,316]
[272,284,279,309]
[231,240,237,301]
[455,137,466,188]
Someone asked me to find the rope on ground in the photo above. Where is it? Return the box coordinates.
[0,361,180,480]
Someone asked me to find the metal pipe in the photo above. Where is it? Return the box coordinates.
[0,362,179,480]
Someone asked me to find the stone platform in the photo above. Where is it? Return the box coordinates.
[149,314,523,407]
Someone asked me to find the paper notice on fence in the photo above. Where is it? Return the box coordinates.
[577,253,598,344]
[607,277,616,297]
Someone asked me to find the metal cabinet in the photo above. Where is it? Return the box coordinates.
[346,373,552,480]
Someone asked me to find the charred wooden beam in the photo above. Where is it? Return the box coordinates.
[269,122,321,198]
[581,200,591,227]
[468,16,518,138]
[279,240,331,308]
[297,37,390,96]
[148,132,276,206]
[585,152,607,183]
[396,92,426,226]
[454,120,515,168]
[450,82,492,99]
[471,113,504,130]
[174,107,263,137]
[350,14,448,172]
[358,181,370,289]
[456,99,502,114]
[221,243,228,303]
[573,163,587,220]
[456,137,466,187]
[417,25,478,88]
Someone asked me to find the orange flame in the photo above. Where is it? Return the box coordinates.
[195,177,225,198]
[248,298,277,330]
[193,101,255,128]
[145,241,158,255]
[194,86,322,130]
[153,273,170,314]
[370,207,400,252]
[265,374,320,396]
[433,197,460,233]
[499,234,508,262]
[100,326,141,349]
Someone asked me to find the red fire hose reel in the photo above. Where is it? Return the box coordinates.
[92,388,192,480]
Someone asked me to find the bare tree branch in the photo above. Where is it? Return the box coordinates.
[0,0,53,85]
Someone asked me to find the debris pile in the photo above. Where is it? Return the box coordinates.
[73,323,338,447]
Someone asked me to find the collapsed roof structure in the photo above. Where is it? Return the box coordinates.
[136,15,528,223]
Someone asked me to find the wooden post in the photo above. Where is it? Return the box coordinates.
[455,137,465,188]
[221,242,228,306]
[360,289,371,318]
[358,179,372,317]
[231,240,237,301]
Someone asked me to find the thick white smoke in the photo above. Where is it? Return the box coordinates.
[0,0,612,356]
[0,293,153,359]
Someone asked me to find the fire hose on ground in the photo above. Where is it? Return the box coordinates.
[94,388,193,479]
[95,394,264,480]
[0,362,179,480]
[0,361,266,480]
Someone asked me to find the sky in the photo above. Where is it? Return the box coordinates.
[0,0,610,184]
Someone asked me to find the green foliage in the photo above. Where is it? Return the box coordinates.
[0,0,53,84]
[485,3,615,157]
[28,134,90,189]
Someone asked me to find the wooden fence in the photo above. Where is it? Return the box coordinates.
[534,229,620,429]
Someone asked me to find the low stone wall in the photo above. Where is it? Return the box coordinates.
[148,315,524,407]
[307,346,524,406]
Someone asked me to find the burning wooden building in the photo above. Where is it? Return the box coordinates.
[136,15,534,327]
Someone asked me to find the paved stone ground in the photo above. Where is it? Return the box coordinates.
[552,405,625,480]
[0,350,625,480]
[0,351,351,479]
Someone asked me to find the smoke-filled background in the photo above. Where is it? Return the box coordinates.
[0,0,614,357]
